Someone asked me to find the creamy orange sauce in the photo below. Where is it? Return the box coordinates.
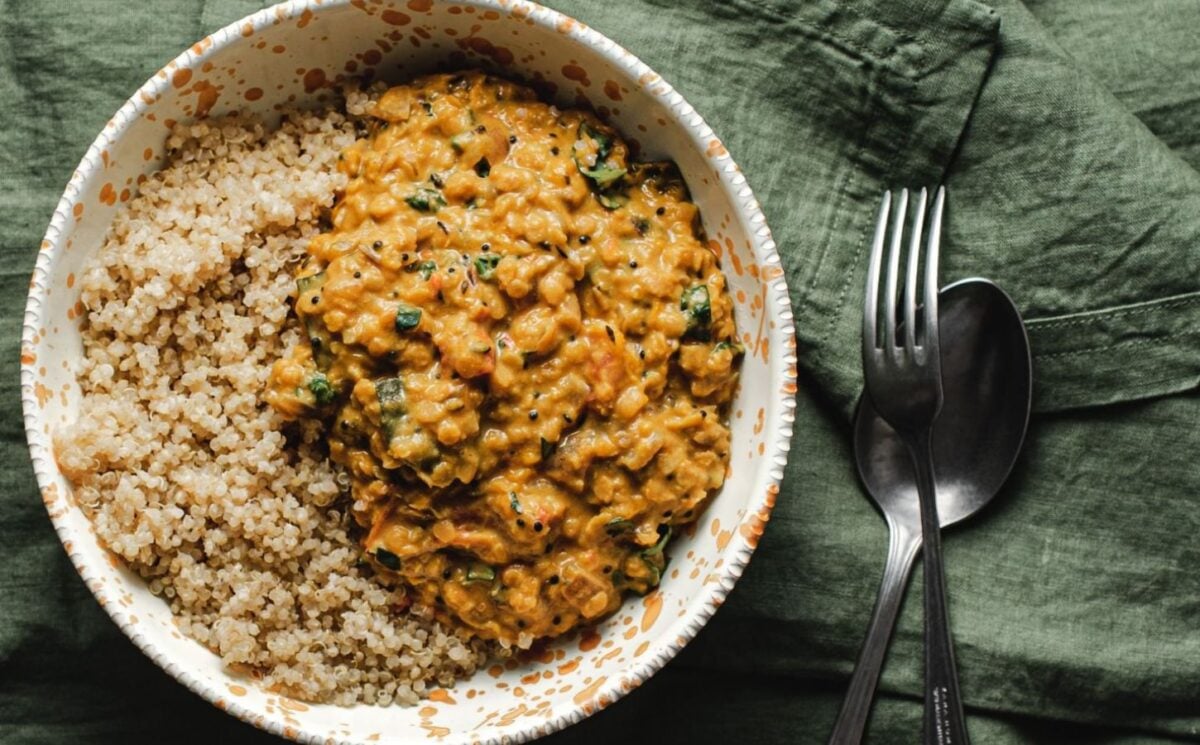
[266,72,740,645]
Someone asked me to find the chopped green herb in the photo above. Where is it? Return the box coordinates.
[632,217,651,235]
[306,373,336,406]
[510,492,523,514]
[373,547,401,571]
[714,340,745,357]
[605,518,635,535]
[376,377,406,439]
[582,163,626,189]
[596,190,628,210]
[642,526,672,557]
[304,319,334,371]
[681,284,712,341]
[405,188,446,213]
[473,157,491,178]
[579,121,612,160]
[405,260,438,280]
[474,253,501,280]
[296,271,327,295]
[465,563,495,583]
[395,303,422,331]
[574,121,628,201]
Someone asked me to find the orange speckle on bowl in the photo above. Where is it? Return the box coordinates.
[579,629,601,651]
[640,592,663,632]
[602,80,622,101]
[557,657,580,675]
[244,87,263,101]
[363,48,383,65]
[278,697,308,713]
[192,81,220,118]
[273,44,287,53]
[297,8,314,28]
[172,68,192,89]
[303,68,327,93]
[240,23,254,37]
[227,684,247,696]
[418,706,437,718]
[458,35,514,65]
[487,664,504,678]
[99,182,116,206]
[717,529,733,551]
[598,647,621,664]
[561,63,589,86]
[66,273,76,289]
[571,676,607,706]
[119,188,131,202]
[20,348,35,365]
[408,0,432,10]
[72,203,84,220]
[706,139,727,157]
[421,723,450,738]
[622,625,637,640]
[382,9,411,25]
[427,688,456,704]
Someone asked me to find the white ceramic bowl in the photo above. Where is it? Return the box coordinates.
[21,1,796,742]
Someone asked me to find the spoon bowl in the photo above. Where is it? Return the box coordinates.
[856,277,1032,526]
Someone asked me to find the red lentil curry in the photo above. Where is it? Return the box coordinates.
[266,71,742,645]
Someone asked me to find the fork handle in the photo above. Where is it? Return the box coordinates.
[828,521,921,745]
[910,432,970,745]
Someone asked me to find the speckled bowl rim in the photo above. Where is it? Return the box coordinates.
[21,1,797,743]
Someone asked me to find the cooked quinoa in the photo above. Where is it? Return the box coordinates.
[56,95,495,706]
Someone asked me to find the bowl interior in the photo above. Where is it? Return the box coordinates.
[22,1,795,743]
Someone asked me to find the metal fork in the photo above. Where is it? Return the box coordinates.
[861,187,969,745]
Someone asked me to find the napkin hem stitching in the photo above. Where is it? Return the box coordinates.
[1026,291,1200,331]
[1034,329,1200,360]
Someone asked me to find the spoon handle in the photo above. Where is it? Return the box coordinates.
[910,432,970,745]
[828,522,921,745]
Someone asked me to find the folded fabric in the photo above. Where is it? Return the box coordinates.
[1,1,1198,744]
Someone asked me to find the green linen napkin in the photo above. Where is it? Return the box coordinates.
[3,1,1199,743]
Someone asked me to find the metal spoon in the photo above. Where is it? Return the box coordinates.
[828,278,1032,744]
